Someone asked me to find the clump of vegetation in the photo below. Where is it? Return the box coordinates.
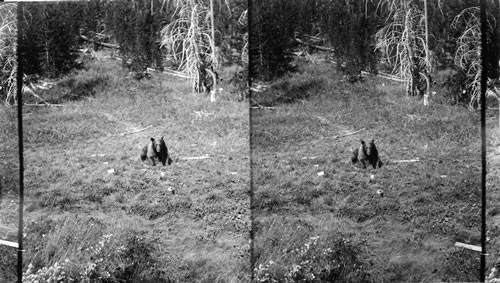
[24,215,172,282]
[49,72,110,103]
[252,62,331,107]
[255,235,371,282]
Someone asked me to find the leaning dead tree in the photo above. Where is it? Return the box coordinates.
[239,8,248,65]
[452,7,483,110]
[0,3,17,105]
[160,0,228,96]
[375,0,432,97]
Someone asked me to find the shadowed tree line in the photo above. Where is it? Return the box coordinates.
[1,0,247,104]
[250,0,500,108]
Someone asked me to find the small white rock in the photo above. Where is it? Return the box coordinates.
[107,168,115,174]
[317,171,325,176]
[167,187,175,194]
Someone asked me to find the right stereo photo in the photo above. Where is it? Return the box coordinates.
[250,0,497,282]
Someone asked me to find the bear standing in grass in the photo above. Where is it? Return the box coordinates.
[140,137,158,166]
[366,140,383,169]
[351,139,382,169]
[156,136,173,166]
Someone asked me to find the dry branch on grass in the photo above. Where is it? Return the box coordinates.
[250,84,269,93]
[22,104,64,107]
[326,128,366,140]
[162,68,192,79]
[179,155,210,160]
[118,125,153,136]
[454,242,482,252]
[250,106,278,110]
[391,159,421,163]
[250,98,277,110]
[0,239,17,248]
[194,110,214,118]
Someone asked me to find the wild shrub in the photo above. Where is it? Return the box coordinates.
[24,215,171,282]
[255,235,371,282]
[49,73,110,102]
[256,73,325,107]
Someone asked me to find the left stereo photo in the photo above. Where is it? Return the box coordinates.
[2,1,250,282]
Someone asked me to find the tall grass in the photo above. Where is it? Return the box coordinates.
[22,56,250,282]
[252,62,480,281]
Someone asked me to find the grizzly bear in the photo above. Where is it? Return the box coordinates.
[157,136,173,166]
[140,137,158,166]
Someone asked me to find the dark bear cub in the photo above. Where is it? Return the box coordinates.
[156,136,173,166]
[140,137,158,166]
[366,140,383,169]
[351,139,382,169]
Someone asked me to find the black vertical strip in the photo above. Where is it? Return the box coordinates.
[247,0,254,282]
[16,2,24,283]
[480,0,487,281]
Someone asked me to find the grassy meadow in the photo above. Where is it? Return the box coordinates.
[0,56,251,282]
[0,103,20,282]
[487,105,500,280]
[251,61,482,282]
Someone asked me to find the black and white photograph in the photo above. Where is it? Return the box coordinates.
[0,0,249,282]
[2,0,500,282]
[250,0,497,282]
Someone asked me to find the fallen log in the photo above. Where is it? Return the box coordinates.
[79,34,120,49]
[294,37,335,52]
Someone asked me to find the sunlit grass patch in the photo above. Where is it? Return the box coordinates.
[252,61,480,281]
[23,57,250,281]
